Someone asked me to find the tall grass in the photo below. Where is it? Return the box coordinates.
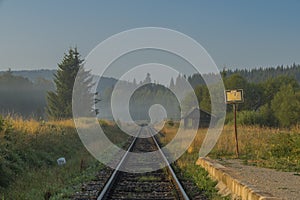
[0,116,127,199]
[160,124,300,172]
[157,123,299,199]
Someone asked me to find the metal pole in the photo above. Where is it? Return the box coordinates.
[234,103,239,158]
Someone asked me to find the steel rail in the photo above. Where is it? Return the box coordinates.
[149,127,190,200]
[97,127,142,200]
[98,126,189,200]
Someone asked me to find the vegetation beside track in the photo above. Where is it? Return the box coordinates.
[160,123,300,173]
[0,117,127,200]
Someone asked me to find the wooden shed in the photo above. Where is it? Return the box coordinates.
[182,107,216,129]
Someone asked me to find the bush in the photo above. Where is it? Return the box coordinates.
[229,105,277,127]
[237,111,262,125]
[99,119,110,127]
[259,104,278,127]
[167,120,174,126]
[271,84,300,127]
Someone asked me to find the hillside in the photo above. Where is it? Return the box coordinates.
[0,69,55,82]
[0,70,118,118]
[1,64,299,120]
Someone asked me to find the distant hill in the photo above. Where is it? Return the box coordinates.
[3,64,300,90]
[1,64,299,119]
[96,76,118,94]
[0,69,118,94]
[0,69,55,82]
[0,69,118,118]
[0,70,53,118]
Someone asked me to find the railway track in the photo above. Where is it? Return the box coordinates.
[98,127,189,200]
[73,126,207,200]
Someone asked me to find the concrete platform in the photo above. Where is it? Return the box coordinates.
[196,157,283,200]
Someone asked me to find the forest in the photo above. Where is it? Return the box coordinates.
[187,73,300,127]
[0,69,54,118]
[99,64,300,127]
[1,64,300,127]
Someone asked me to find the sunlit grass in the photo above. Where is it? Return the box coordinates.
[4,150,102,200]
[0,117,127,199]
[160,123,300,171]
[157,123,299,199]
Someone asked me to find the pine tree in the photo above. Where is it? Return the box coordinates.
[169,77,175,90]
[73,66,99,117]
[46,48,96,119]
[143,73,151,84]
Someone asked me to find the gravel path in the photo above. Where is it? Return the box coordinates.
[219,159,300,200]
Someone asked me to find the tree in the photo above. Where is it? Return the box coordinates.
[271,84,300,127]
[46,48,96,119]
[72,67,99,117]
[169,77,175,90]
[261,75,298,105]
[224,74,248,90]
[143,73,151,84]
[133,78,137,86]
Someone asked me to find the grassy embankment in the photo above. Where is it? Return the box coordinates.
[159,123,300,199]
[0,117,128,200]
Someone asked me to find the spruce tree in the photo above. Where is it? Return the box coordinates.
[46,48,96,119]
[169,77,175,90]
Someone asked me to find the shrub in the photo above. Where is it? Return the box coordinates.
[99,119,109,127]
[231,105,277,127]
[167,119,174,126]
[236,111,262,125]
[271,84,300,127]
[0,118,81,188]
[259,104,278,127]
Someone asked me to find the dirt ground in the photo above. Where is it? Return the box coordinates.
[218,159,300,200]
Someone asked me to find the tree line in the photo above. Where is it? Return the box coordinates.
[183,73,300,127]
[0,47,299,128]
[0,69,53,118]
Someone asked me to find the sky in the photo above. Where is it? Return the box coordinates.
[0,0,300,71]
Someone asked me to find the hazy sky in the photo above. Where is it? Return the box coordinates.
[1,0,300,71]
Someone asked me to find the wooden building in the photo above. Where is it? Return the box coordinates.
[182,107,216,129]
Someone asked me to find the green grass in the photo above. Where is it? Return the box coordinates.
[160,124,300,172]
[158,124,229,199]
[158,123,300,199]
[0,117,128,200]
[210,126,300,172]
[172,152,230,200]
[3,152,103,200]
[138,175,161,182]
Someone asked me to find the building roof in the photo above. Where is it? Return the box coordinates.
[182,107,217,119]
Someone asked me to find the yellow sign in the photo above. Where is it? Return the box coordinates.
[225,89,244,103]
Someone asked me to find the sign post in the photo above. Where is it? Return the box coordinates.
[225,89,244,158]
[233,103,238,157]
